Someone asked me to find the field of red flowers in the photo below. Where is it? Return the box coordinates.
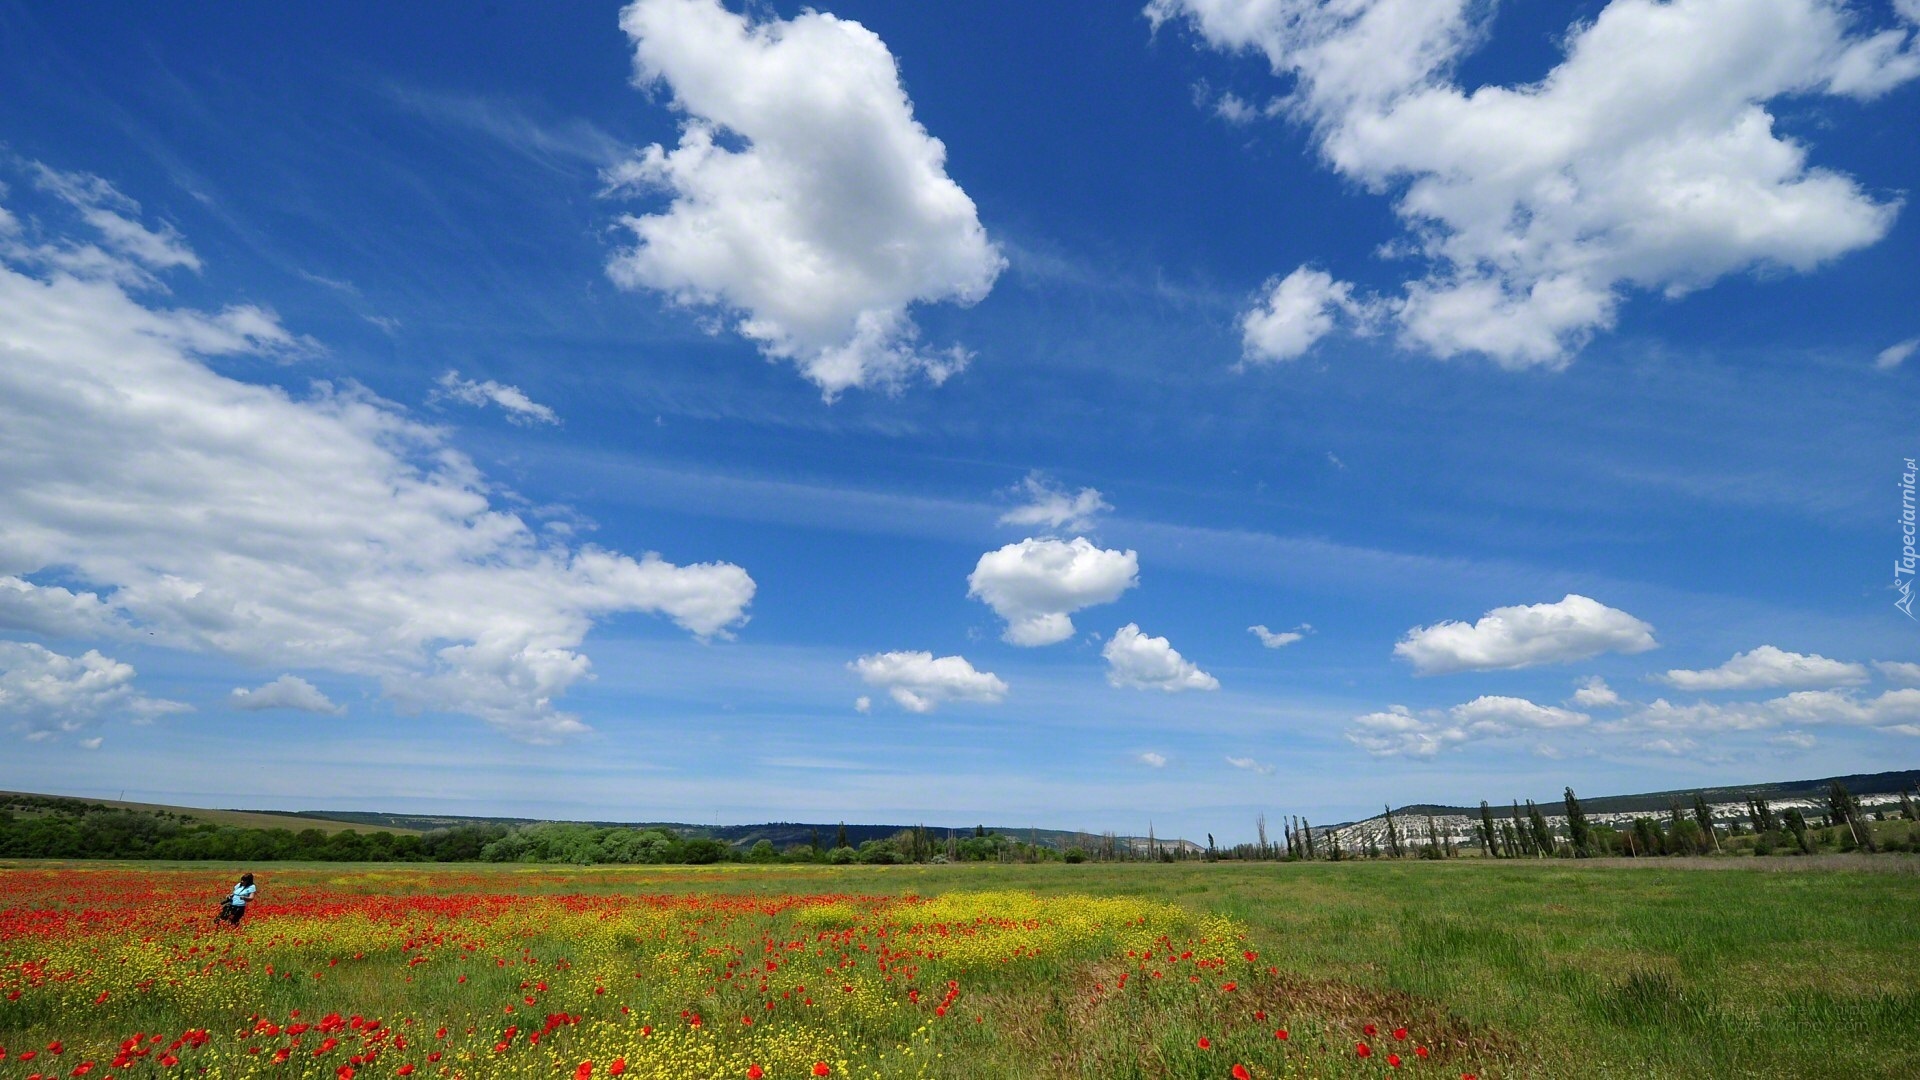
[0,867,1499,1079]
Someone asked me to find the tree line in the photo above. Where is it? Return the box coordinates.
[0,797,1075,865]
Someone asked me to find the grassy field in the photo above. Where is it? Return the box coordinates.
[2,858,1915,1079]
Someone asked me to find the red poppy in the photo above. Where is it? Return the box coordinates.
[1232,1066,1252,1080]
[1197,1037,1212,1050]
[1274,1029,1289,1041]
[1388,1053,1402,1068]
[1356,1043,1371,1059]
[608,1060,627,1076]
[1363,1024,1377,1036]
[1416,1047,1430,1059]
[748,1066,764,1080]
[813,1064,831,1077]
[1394,1027,1408,1040]
[575,1062,593,1080]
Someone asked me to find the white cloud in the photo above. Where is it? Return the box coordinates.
[1137,750,1168,768]
[1249,622,1311,648]
[854,695,872,713]
[1225,754,1275,775]
[1102,624,1220,692]
[1610,688,1920,734]
[999,472,1111,534]
[0,641,188,741]
[0,577,125,639]
[1769,731,1817,749]
[1346,694,1588,757]
[849,650,1007,713]
[433,370,560,426]
[1150,0,1918,368]
[968,537,1139,646]
[605,0,1003,398]
[1346,704,1456,758]
[1569,675,1623,709]
[1877,338,1918,369]
[1450,694,1590,731]
[1660,645,1869,691]
[1875,660,1920,685]
[1639,737,1699,757]
[1394,594,1657,674]
[1240,266,1374,363]
[1211,90,1284,124]
[29,163,200,278]
[0,165,754,743]
[230,675,345,715]
[79,736,102,750]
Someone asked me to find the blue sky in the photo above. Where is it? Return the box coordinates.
[1,0,1917,841]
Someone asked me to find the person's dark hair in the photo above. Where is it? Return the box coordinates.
[239,873,254,885]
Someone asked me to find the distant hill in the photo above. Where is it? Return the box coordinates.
[0,794,1198,855]
[266,811,1197,854]
[1314,768,1920,850]
[0,791,420,836]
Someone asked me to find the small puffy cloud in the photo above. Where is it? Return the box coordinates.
[1249,623,1311,648]
[1346,694,1588,757]
[1877,338,1918,370]
[999,472,1111,534]
[1876,660,1920,685]
[1449,695,1590,732]
[1394,594,1657,674]
[230,675,345,715]
[1569,676,1623,709]
[1103,624,1220,692]
[1212,90,1284,124]
[605,0,1003,397]
[433,370,559,426]
[1137,751,1168,768]
[849,650,1007,713]
[1151,0,1918,368]
[0,641,188,740]
[1225,754,1275,775]
[968,537,1138,646]
[1659,645,1869,691]
[854,695,872,713]
[79,736,103,750]
[1346,705,1455,758]
[1240,266,1372,364]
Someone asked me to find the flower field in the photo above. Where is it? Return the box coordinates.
[0,867,1493,1080]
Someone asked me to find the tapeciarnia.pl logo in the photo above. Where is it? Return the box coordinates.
[1899,457,1917,620]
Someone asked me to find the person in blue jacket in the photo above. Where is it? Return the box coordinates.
[216,872,256,925]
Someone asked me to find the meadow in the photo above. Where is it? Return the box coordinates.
[1,859,1915,1079]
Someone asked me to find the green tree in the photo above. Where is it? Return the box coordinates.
[1563,788,1591,858]
[1383,805,1403,858]
[1782,807,1814,854]
[1691,793,1721,853]
[1479,801,1501,857]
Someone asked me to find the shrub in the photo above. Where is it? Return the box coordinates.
[1063,848,1086,864]
[827,846,857,865]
